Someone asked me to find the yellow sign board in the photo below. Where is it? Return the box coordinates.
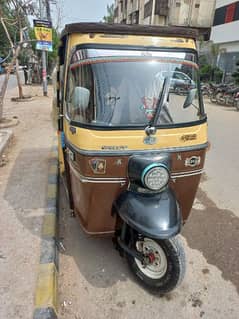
[34,19,53,52]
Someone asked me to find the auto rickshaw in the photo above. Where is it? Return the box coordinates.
[56,23,207,294]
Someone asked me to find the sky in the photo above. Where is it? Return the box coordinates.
[59,0,114,28]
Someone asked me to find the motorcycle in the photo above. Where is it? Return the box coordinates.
[223,87,239,109]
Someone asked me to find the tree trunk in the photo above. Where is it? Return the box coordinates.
[0,65,12,122]
[15,58,23,99]
[0,17,24,100]
[0,47,20,122]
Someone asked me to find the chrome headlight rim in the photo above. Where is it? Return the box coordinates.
[141,163,170,191]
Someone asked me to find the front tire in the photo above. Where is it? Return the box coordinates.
[126,235,186,294]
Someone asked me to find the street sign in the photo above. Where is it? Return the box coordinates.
[33,19,53,52]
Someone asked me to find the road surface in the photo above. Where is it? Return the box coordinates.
[0,72,24,91]
[58,99,239,319]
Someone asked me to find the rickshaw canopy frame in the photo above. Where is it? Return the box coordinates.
[60,23,199,40]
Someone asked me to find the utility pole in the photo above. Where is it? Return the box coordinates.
[45,0,52,21]
[39,0,48,96]
[151,0,156,25]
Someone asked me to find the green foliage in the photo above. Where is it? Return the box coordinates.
[0,1,15,57]
[232,61,239,85]
[213,67,223,83]
[103,4,114,23]
[48,28,60,72]
[199,54,223,83]
[200,64,212,82]
[0,0,30,58]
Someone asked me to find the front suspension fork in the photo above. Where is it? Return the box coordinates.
[115,222,144,263]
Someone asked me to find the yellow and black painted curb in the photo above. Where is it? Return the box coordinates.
[33,136,59,319]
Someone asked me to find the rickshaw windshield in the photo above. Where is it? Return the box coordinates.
[66,48,202,127]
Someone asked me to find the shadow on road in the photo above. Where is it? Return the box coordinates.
[59,180,129,289]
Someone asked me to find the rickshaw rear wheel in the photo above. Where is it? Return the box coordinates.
[126,235,186,294]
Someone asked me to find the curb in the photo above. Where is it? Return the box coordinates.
[0,118,19,129]
[0,129,13,158]
[33,136,59,319]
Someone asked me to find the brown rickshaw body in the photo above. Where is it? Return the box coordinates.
[57,23,208,236]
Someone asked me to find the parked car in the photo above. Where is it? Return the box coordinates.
[162,71,196,94]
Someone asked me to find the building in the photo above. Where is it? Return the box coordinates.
[114,1,216,38]
[210,0,239,75]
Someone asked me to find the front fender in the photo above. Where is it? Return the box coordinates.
[115,189,181,240]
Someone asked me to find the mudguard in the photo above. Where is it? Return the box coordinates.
[115,189,181,240]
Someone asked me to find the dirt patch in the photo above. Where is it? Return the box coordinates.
[183,187,239,293]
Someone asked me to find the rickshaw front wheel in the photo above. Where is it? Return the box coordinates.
[126,235,186,294]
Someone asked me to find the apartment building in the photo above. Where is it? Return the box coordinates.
[114,1,216,30]
[210,0,239,74]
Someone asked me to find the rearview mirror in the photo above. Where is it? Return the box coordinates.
[183,88,197,109]
[73,86,90,110]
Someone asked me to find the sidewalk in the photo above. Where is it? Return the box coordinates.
[0,85,55,318]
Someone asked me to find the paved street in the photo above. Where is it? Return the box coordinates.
[0,72,24,91]
[58,99,239,319]
[0,84,54,318]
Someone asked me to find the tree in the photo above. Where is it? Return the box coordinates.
[103,4,114,23]
[47,27,60,73]
[0,1,15,57]
[0,0,36,121]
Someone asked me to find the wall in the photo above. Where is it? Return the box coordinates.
[211,0,239,45]
[168,0,216,27]
[114,0,216,27]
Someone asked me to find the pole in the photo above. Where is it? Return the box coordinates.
[39,0,48,96]
[151,0,156,25]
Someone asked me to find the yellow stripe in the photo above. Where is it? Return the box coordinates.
[47,184,57,199]
[42,214,56,237]
[64,122,207,151]
[58,134,65,174]
[35,263,58,311]
[69,33,196,50]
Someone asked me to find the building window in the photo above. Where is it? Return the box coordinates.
[155,0,169,16]
[225,3,236,23]
[213,1,239,26]
[176,2,181,8]
[195,4,200,9]
[144,0,153,18]
[120,0,123,12]
[132,10,139,24]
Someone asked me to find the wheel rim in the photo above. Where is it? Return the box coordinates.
[135,238,168,279]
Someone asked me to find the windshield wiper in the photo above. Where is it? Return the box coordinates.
[151,76,171,127]
[145,76,171,135]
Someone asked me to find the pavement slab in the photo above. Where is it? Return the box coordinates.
[0,84,54,319]
[0,129,13,158]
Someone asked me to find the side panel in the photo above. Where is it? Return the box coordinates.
[69,160,127,234]
[66,147,206,235]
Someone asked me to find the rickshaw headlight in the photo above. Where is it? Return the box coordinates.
[141,164,169,191]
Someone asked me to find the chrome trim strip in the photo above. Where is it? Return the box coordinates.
[69,162,127,184]
[82,229,115,235]
[171,169,203,178]
[66,139,208,157]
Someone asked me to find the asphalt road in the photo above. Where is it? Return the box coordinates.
[58,99,239,319]
[0,72,24,90]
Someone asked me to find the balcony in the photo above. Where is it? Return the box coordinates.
[155,0,169,16]
[144,0,169,19]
